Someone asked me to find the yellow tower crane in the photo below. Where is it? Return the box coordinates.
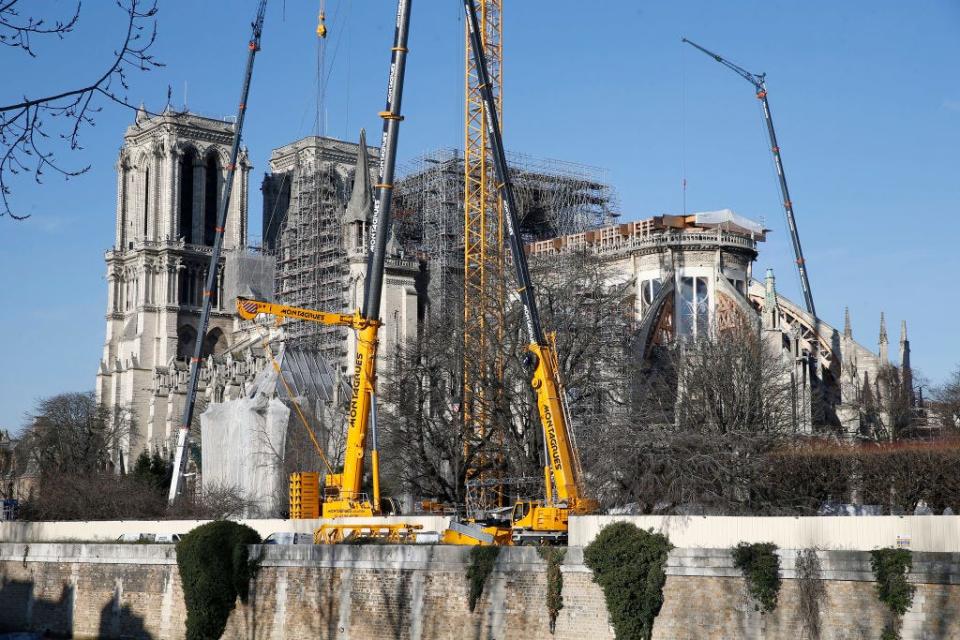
[462,0,506,509]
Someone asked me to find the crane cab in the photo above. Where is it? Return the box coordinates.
[510,500,568,546]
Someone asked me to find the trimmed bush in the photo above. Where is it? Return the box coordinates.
[584,522,672,640]
[731,542,781,613]
[176,521,262,640]
[537,547,566,634]
[466,546,500,612]
[870,548,915,639]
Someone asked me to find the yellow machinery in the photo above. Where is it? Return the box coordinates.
[441,0,597,546]
[233,0,412,532]
[237,298,385,520]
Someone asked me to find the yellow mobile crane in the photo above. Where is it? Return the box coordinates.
[236,0,411,530]
[236,300,387,519]
[443,0,596,546]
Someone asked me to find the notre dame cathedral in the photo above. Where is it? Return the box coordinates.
[95,109,419,467]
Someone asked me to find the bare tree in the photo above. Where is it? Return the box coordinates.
[850,364,922,441]
[0,0,161,219]
[19,391,135,475]
[931,367,960,432]
[378,250,633,507]
[589,319,799,514]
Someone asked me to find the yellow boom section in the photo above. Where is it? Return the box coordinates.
[236,297,383,516]
[529,337,593,514]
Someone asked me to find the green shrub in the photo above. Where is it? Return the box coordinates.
[176,521,262,640]
[537,547,566,634]
[583,522,672,640]
[871,547,915,639]
[466,546,500,612]
[731,542,781,613]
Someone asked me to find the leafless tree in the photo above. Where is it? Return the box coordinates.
[850,364,922,441]
[19,391,136,475]
[931,367,960,432]
[0,0,161,219]
[378,250,634,507]
[379,312,477,505]
[587,319,800,513]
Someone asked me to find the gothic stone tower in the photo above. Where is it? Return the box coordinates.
[96,109,250,464]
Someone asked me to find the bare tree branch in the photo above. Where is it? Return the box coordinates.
[0,0,162,219]
[0,1,81,57]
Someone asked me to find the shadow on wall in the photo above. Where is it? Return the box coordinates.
[0,576,150,639]
[98,585,150,639]
[0,577,72,636]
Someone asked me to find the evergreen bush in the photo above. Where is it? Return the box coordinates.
[583,522,672,640]
[731,542,781,613]
[466,546,500,612]
[537,547,566,634]
[176,521,262,640]
[870,548,915,640]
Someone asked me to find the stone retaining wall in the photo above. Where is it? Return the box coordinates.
[0,543,958,639]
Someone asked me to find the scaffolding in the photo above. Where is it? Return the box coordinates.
[263,136,377,368]
[395,147,618,294]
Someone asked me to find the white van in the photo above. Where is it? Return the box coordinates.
[264,532,313,545]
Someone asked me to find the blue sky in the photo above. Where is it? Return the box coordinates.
[1,1,958,429]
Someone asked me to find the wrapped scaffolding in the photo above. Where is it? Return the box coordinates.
[222,247,276,303]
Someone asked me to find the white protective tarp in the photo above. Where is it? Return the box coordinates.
[200,392,289,517]
[694,209,765,235]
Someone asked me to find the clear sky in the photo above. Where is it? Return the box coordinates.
[1,1,958,430]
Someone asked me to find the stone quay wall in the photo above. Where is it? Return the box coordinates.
[0,543,958,639]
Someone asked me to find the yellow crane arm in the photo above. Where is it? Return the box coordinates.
[237,298,359,328]
[529,338,592,513]
[236,296,383,515]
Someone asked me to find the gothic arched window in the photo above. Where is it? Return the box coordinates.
[179,149,197,243]
[176,324,197,360]
[204,153,220,246]
[202,327,227,358]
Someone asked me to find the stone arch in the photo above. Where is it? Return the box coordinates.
[203,151,220,246]
[176,324,197,360]
[178,146,198,242]
[202,327,227,358]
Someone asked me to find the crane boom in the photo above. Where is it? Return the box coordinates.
[168,0,268,503]
[462,0,588,511]
[682,38,817,317]
[236,0,410,520]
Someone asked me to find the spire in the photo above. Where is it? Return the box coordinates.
[878,312,889,364]
[899,319,913,405]
[762,268,778,330]
[843,307,852,340]
[763,268,777,309]
[135,102,148,124]
[344,129,374,225]
[386,226,402,258]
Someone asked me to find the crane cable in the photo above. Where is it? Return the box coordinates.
[254,324,335,475]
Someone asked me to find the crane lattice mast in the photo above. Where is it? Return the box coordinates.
[463,0,505,505]
[683,38,817,318]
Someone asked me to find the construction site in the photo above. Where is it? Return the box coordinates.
[1,1,958,638]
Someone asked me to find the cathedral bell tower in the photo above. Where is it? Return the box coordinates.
[96,109,251,464]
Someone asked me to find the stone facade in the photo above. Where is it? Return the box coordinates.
[96,115,420,464]
[528,210,916,436]
[95,109,251,464]
[1,544,958,639]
